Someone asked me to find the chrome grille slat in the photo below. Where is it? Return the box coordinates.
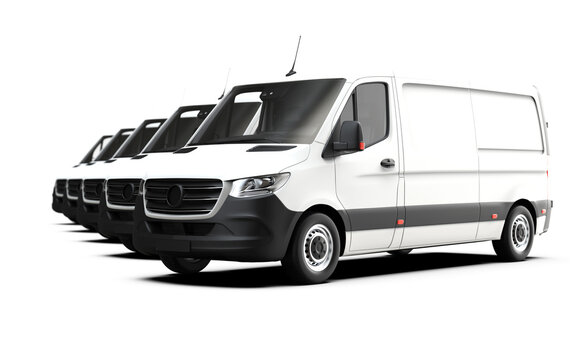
[55,179,66,196]
[83,179,104,201]
[67,179,81,198]
[145,178,223,216]
[107,178,141,207]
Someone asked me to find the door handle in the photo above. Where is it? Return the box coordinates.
[381,158,395,168]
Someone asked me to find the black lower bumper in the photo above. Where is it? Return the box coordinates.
[52,189,64,213]
[543,200,553,233]
[62,195,78,223]
[76,195,101,231]
[97,191,134,242]
[132,193,301,262]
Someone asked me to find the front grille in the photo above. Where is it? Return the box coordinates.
[83,179,104,201]
[55,179,66,196]
[107,179,141,207]
[67,179,81,199]
[145,178,223,215]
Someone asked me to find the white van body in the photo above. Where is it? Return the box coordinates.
[135,75,550,282]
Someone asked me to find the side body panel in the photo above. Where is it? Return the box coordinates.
[472,86,549,236]
[397,81,480,248]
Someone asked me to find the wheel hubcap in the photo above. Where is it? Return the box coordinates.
[511,214,530,253]
[303,224,333,272]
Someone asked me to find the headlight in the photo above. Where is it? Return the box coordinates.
[230,173,290,198]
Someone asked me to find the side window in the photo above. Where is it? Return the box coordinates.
[335,83,389,147]
[355,83,388,146]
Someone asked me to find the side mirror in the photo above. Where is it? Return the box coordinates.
[333,121,365,152]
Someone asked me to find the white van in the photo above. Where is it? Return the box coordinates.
[58,128,135,223]
[52,134,112,215]
[132,76,551,284]
[97,104,214,251]
[75,118,166,232]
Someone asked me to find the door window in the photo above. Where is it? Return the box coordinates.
[336,83,389,147]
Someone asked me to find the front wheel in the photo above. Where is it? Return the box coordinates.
[492,206,534,261]
[160,254,210,274]
[282,213,340,285]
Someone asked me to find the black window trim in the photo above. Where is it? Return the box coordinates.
[322,81,390,158]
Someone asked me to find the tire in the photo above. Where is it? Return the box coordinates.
[492,205,534,261]
[160,254,210,274]
[281,213,340,285]
[388,249,413,256]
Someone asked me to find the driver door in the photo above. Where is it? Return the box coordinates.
[334,79,401,252]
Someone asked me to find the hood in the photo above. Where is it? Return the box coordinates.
[141,143,310,180]
[80,157,153,180]
[59,163,88,180]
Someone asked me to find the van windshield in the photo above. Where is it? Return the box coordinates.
[114,119,165,158]
[144,104,215,153]
[93,129,134,161]
[79,135,112,164]
[189,79,345,145]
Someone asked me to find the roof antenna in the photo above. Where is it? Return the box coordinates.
[218,68,231,100]
[286,36,302,77]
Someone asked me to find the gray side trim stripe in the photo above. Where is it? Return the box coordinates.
[347,207,397,231]
[346,201,547,231]
[406,203,479,227]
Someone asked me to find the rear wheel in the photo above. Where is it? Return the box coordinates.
[492,205,534,261]
[160,254,210,274]
[282,213,340,285]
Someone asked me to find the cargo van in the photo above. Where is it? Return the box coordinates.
[97,104,214,251]
[75,119,166,231]
[60,128,134,223]
[132,76,551,284]
[52,134,112,215]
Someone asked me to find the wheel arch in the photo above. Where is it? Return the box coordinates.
[509,199,537,233]
[290,204,348,256]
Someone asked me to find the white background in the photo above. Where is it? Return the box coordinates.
[1,0,569,358]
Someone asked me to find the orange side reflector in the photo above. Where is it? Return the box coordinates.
[541,209,546,214]
[491,214,498,219]
[397,219,404,225]
[359,142,365,150]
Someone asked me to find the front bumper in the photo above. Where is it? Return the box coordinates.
[52,189,64,213]
[76,195,100,231]
[97,190,134,242]
[132,193,301,262]
[62,195,78,223]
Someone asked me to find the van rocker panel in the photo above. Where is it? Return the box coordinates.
[133,193,301,262]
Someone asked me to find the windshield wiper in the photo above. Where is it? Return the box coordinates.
[201,137,281,145]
